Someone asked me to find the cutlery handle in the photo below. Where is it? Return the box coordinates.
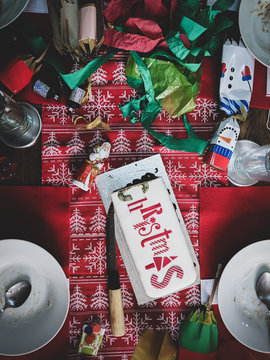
[109,288,125,337]
[267,310,270,340]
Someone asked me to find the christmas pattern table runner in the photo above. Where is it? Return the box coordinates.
[41,59,227,359]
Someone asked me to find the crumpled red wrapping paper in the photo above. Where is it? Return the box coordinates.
[103,0,182,53]
[0,57,34,95]
[103,0,172,26]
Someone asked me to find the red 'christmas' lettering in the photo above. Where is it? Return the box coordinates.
[150,238,169,256]
[150,265,184,289]
[145,256,178,271]
[138,222,161,237]
[133,220,149,230]
[141,229,172,247]
[128,197,147,213]
[140,203,163,220]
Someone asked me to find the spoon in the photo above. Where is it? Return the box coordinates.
[0,280,31,312]
[256,272,270,334]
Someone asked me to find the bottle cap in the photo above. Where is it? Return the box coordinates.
[84,325,93,335]
[67,107,73,115]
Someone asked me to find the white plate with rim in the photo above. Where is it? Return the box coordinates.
[0,0,29,29]
[0,239,69,356]
[239,0,270,68]
[218,239,270,353]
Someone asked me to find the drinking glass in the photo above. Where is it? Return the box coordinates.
[228,140,270,186]
[0,91,42,148]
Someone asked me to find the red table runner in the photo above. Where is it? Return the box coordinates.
[41,59,227,359]
[18,54,270,110]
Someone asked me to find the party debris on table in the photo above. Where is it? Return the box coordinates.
[132,329,177,360]
[177,264,222,359]
[0,55,41,95]
[203,40,255,171]
[0,157,16,181]
[111,176,199,302]
[0,0,237,153]
[1,0,270,358]
[78,322,105,355]
[47,0,104,61]
[72,141,111,191]
[96,154,200,305]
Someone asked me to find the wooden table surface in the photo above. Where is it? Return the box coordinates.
[0,106,269,186]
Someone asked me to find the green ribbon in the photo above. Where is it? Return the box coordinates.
[166,0,234,71]
[17,23,67,74]
[60,48,118,89]
[17,23,118,89]
[121,51,208,154]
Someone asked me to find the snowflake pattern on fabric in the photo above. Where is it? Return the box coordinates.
[82,89,116,121]
[157,108,177,123]
[69,316,81,347]
[66,132,86,155]
[112,130,132,153]
[42,131,62,156]
[70,208,87,235]
[45,104,69,124]
[185,285,201,307]
[70,285,88,311]
[184,205,199,234]
[156,311,186,340]
[136,130,155,153]
[119,89,138,121]
[90,284,109,310]
[41,54,228,359]
[124,312,153,345]
[166,159,187,190]
[190,98,219,123]
[46,163,73,185]
[83,241,106,274]
[70,243,81,274]
[89,207,106,235]
[112,61,127,84]
[189,161,224,191]
[160,292,182,307]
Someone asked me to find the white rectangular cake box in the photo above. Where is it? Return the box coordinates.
[96,155,199,305]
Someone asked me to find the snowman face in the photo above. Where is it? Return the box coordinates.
[220,43,254,101]
[216,125,239,150]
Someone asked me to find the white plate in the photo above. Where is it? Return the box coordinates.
[218,240,270,353]
[0,239,69,356]
[239,0,270,68]
[0,0,29,29]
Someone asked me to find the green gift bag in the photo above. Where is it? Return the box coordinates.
[177,264,222,359]
[178,309,218,360]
